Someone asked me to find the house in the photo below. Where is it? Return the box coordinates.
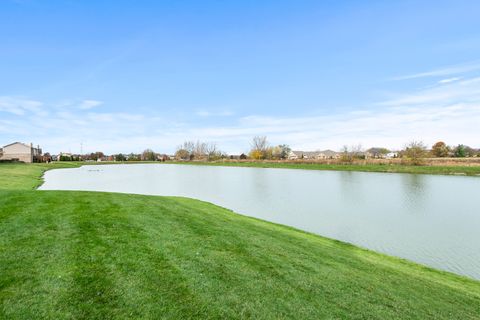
[288,151,302,160]
[57,152,72,161]
[0,142,42,163]
[227,154,247,160]
[157,154,170,161]
[304,151,321,159]
[289,150,340,160]
[316,150,340,159]
[356,151,370,159]
[289,151,320,160]
[385,152,398,159]
[367,148,393,159]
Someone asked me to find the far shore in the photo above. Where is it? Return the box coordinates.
[0,158,480,177]
[163,158,480,176]
[4,157,480,177]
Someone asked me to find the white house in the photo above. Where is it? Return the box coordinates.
[385,152,399,159]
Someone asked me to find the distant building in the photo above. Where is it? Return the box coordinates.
[385,152,399,159]
[288,151,300,160]
[366,148,392,159]
[289,151,317,159]
[316,150,340,159]
[157,154,170,161]
[0,142,42,163]
[288,150,340,160]
[57,152,72,161]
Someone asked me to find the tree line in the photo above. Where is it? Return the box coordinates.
[174,141,224,161]
[56,137,479,164]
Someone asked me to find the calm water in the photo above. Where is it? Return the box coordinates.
[40,164,480,279]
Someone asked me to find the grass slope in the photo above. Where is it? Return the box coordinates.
[0,163,80,190]
[0,163,479,319]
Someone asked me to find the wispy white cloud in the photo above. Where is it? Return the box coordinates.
[438,77,461,84]
[379,77,480,107]
[392,61,480,81]
[0,96,45,116]
[78,100,103,110]
[196,109,234,117]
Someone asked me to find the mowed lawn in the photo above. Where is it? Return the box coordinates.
[0,164,479,319]
[0,163,80,190]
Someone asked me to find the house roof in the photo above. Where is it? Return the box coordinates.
[304,151,320,157]
[292,150,339,157]
[318,150,338,156]
[291,151,314,157]
[2,142,31,149]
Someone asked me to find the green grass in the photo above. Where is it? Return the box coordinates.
[0,163,81,190]
[0,163,479,319]
[166,160,480,176]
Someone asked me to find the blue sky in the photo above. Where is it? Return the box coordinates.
[1,0,480,154]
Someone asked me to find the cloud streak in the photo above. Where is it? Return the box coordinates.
[78,100,103,110]
[392,61,480,81]
[438,77,461,84]
[0,96,45,116]
[195,110,234,117]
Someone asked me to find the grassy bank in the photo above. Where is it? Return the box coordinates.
[0,162,81,190]
[166,160,480,176]
[1,163,479,319]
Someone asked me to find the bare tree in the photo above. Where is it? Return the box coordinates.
[175,141,193,160]
[339,144,364,163]
[175,140,223,161]
[175,148,189,160]
[182,141,195,155]
[250,136,269,159]
[193,141,208,159]
[205,142,222,161]
[340,145,353,163]
[205,142,215,159]
[251,136,268,152]
[351,144,363,159]
[403,141,428,165]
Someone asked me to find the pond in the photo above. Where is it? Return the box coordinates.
[40,164,480,279]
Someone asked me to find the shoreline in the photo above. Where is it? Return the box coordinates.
[163,160,480,176]
[12,159,480,178]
